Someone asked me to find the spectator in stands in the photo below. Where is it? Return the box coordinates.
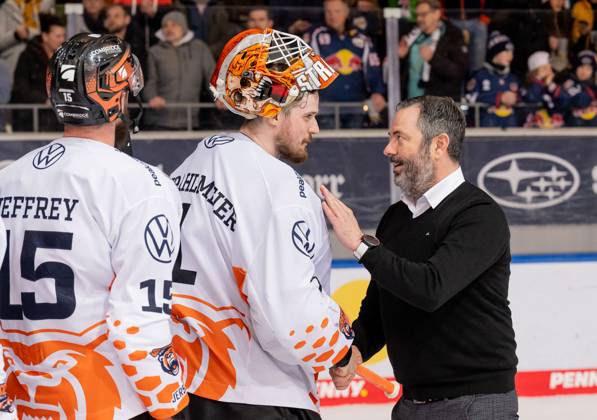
[143,10,215,130]
[133,0,172,50]
[444,0,492,72]
[351,0,386,57]
[465,31,521,128]
[309,0,386,129]
[11,13,64,132]
[182,0,240,59]
[269,0,322,37]
[570,0,596,59]
[69,0,107,37]
[399,0,467,101]
[104,4,147,69]
[490,1,550,79]
[521,51,565,128]
[0,59,10,131]
[246,7,274,30]
[559,50,597,126]
[541,0,572,72]
[0,0,40,85]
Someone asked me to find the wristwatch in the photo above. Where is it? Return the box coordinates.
[353,234,381,261]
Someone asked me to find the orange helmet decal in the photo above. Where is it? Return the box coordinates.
[210,29,338,119]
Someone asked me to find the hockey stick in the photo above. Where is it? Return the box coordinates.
[356,365,400,398]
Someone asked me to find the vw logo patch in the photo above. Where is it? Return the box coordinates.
[204,135,235,149]
[292,220,315,259]
[33,143,66,169]
[144,215,175,263]
[478,152,580,210]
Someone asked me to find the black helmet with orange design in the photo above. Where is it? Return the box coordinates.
[46,33,143,126]
[210,28,339,119]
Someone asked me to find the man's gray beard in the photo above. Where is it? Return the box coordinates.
[394,146,436,202]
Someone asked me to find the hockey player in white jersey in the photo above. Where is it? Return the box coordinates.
[0,34,187,419]
[170,28,361,419]
[0,218,16,420]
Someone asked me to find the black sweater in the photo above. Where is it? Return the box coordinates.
[353,182,518,400]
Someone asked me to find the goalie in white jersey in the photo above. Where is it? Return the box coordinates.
[0,34,188,419]
[170,28,361,419]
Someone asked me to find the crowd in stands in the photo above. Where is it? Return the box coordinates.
[1,0,597,131]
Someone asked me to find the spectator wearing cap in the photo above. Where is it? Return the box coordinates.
[398,0,467,101]
[143,10,215,130]
[521,51,565,128]
[10,13,65,132]
[559,50,597,126]
[308,0,386,129]
[465,31,521,127]
[104,4,148,70]
[246,7,274,30]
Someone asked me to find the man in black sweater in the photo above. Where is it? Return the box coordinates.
[320,95,518,419]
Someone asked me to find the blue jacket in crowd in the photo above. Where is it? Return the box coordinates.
[465,63,521,127]
[558,76,597,126]
[308,25,385,102]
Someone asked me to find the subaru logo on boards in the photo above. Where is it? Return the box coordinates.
[477,152,580,210]
[144,215,175,263]
[292,220,315,259]
[32,143,66,169]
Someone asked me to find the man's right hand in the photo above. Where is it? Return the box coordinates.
[329,346,363,390]
[148,96,166,109]
[14,25,28,41]
[500,91,517,107]
[398,39,409,59]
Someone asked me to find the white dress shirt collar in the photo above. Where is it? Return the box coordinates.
[401,167,465,218]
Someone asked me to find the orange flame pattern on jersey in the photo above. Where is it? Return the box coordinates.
[1,334,121,420]
[172,300,249,400]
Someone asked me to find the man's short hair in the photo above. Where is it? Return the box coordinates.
[396,96,465,162]
[40,13,64,33]
[248,6,271,21]
[107,4,132,17]
[416,0,441,10]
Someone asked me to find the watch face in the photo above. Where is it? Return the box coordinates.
[362,234,380,247]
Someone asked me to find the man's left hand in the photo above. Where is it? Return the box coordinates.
[329,346,363,390]
[419,44,434,62]
[320,185,363,252]
[370,93,387,112]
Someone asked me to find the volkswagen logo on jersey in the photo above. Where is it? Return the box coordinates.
[32,143,66,169]
[478,152,580,210]
[204,135,235,149]
[144,215,175,263]
[292,220,315,259]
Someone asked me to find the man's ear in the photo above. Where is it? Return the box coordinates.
[269,111,284,128]
[432,133,450,159]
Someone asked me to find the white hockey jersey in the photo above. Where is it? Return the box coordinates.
[0,138,188,419]
[170,132,354,412]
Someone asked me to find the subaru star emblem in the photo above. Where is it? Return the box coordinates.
[144,215,175,263]
[478,152,580,210]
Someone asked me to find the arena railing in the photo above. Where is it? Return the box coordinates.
[0,102,545,132]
